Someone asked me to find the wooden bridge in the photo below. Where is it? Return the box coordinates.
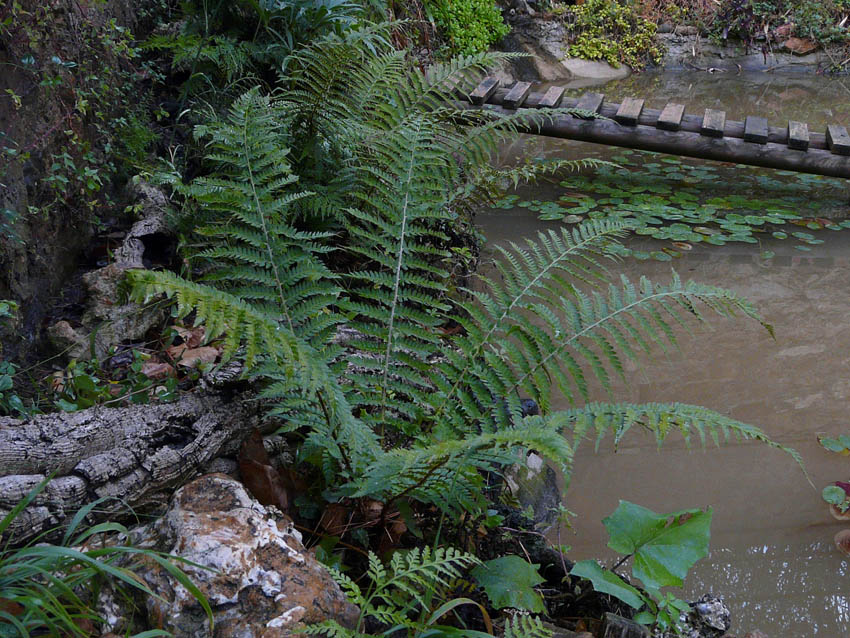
[460,78,850,179]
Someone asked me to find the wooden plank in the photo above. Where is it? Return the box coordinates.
[469,77,499,105]
[614,97,644,126]
[744,115,768,144]
[827,124,850,155]
[503,81,532,109]
[701,108,726,137]
[656,102,685,131]
[788,120,810,151]
[538,85,566,108]
[575,91,604,114]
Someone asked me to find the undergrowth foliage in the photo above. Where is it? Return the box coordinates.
[130,26,801,621]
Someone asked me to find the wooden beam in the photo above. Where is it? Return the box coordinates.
[744,116,768,144]
[503,81,532,109]
[827,124,850,155]
[538,85,566,108]
[615,97,644,127]
[575,91,604,114]
[469,77,499,106]
[788,121,810,151]
[701,108,726,138]
[468,104,850,179]
[657,103,685,131]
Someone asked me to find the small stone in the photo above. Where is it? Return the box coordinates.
[667,594,731,638]
[658,22,674,34]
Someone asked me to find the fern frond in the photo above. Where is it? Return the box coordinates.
[127,268,381,476]
[178,88,343,345]
[342,421,572,511]
[563,401,807,480]
[427,225,771,436]
[366,547,480,616]
[504,615,554,638]
[429,220,628,433]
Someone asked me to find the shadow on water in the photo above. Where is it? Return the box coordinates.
[480,71,850,635]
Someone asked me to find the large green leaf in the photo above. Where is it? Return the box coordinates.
[569,559,644,609]
[471,555,545,612]
[603,500,712,590]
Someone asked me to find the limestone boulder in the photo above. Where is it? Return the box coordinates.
[105,474,358,638]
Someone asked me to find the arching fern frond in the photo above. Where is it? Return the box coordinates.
[562,401,807,481]
[426,222,771,437]
[127,268,380,477]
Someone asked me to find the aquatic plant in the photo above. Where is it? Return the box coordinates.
[496,150,849,260]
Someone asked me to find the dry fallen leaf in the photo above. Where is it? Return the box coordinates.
[173,325,205,349]
[141,360,175,379]
[320,503,354,536]
[174,346,219,368]
[238,429,289,512]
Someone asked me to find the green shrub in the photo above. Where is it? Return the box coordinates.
[426,0,510,55]
[563,0,664,70]
[711,0,850,48]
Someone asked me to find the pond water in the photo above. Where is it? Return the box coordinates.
[480,72,850,635]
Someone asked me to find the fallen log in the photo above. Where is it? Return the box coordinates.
[0,390,289,544]
[473,103,850,179]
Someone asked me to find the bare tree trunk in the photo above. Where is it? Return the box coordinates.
[0,390,286,544]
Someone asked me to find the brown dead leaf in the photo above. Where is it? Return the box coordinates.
[49,371,66,393]
[320,503,354,536]
[141,360,175,380]
[174,325,205,349]
[238,429,289,512]
[174,346,219,368]
[773,23,793,39]
[378,517,408,555]
[782,37,818,55]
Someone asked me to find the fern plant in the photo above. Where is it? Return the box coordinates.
[302,547,491,638]
[131,27,802,529]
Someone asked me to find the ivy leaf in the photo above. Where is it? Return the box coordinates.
[569,559,644,609]
[471,555,545,612]
[603,500,712,591]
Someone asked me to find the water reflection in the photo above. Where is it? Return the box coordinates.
[687,532,850,633]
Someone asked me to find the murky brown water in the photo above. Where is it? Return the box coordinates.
[480,72,850,635]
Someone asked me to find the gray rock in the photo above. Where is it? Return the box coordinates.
[560,57,630,80]
[661,594,731,638]
[656,32,842,72]
[498,14,631,82]
[674,25,699,36]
